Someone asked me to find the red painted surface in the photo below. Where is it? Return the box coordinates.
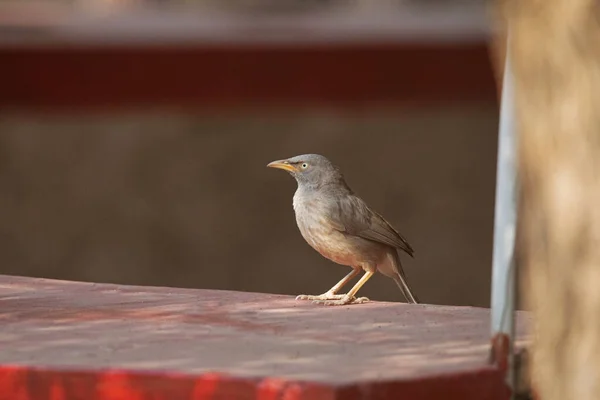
[0,275,530,400]
[0,43,497,111]
[0,365,508,400]
[490,333,511,373]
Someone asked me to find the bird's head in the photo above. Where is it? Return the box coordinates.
[267,154,345,188]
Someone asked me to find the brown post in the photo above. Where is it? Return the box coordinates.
[506,0,600,398]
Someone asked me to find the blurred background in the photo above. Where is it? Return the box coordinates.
[0,0,498,307]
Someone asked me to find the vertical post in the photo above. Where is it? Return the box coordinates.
[490,35,517,398]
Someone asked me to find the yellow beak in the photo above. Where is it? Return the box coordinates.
[267,159,296,172]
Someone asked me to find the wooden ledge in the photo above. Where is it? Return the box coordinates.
[0,275,529,399]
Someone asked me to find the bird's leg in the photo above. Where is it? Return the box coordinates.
[296,268,360,301]
[312,270,374,306]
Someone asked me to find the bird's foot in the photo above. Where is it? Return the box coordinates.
[312,295,370,306]
[295,292,345,301]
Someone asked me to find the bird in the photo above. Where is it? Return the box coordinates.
[267,153,419,306]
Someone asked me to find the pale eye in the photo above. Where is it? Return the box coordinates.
[301,163,308,169]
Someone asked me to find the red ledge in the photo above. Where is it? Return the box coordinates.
[0,275,529,400]
[0,365,507,400]
[0,43,497,111]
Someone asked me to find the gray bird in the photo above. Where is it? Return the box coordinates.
[267,154,419,306]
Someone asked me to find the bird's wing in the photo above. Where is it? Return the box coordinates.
[328,194,415,257]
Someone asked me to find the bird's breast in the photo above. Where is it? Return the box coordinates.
[293,191,378,267]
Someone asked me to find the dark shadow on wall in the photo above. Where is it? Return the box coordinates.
[0,105,498,307]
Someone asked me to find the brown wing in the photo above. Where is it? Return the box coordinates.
[328,194,415,257]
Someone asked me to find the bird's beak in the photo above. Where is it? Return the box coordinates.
[267,159,296,172]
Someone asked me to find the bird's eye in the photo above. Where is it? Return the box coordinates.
[301,163,308,169]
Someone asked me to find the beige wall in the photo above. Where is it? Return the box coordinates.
[0,104,498,307]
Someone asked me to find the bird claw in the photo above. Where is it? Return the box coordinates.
[295,293,346,301]
[312,296,370,306]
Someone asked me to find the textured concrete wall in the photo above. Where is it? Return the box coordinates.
[0,105,498,306]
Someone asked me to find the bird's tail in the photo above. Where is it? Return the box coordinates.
[392,273,419,304]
